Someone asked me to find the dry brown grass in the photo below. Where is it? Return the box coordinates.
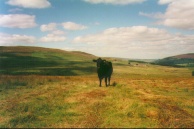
[0,72,194,128]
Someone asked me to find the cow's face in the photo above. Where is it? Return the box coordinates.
[93,58,103,68]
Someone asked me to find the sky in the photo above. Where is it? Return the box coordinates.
[0,0,194,59]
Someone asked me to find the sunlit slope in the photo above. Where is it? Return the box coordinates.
[0,46,96,75]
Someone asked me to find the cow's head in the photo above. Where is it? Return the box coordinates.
[93,58,105,68]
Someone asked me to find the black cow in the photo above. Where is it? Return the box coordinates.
[93,58,113,87]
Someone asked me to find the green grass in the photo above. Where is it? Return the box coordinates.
[0,46,194,128]
[0,46,96,75]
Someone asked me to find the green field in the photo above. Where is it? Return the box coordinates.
[0,46,194,128]
[0,46,96,76]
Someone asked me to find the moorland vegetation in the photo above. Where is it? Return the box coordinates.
[0,46,194,128]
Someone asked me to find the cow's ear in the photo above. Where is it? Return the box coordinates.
[93,59,97,62]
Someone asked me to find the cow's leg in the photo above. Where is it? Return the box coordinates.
[105,77,108,87]
[108,76,111,86]
[99,78,102,87]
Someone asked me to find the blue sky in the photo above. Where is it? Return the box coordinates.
[0,0,194,59]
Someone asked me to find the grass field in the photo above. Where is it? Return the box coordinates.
[0,46,194,128]
[0,46,96,76]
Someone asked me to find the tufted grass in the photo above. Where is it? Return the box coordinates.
[0,46,194,127]
[0,68,194,128]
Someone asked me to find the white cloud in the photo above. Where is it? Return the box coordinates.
[40,23,57,32]
[40,22,66,42]
[51,30,66,35]
[83,0,146,5]
[40,34,66,43]
[73,26,194,58]
[6,0,51,8]
[0,33,36,45]
[62,22,87,30]
[8,8,23,13]
[73,26,172,45]
[160,0,194,30]
[139,12,164,19]
[41,22,88,31]
[158,0,174,5]
[141,0,194,30]
[0,14,37,28]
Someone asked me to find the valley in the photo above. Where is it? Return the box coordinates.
[0,46,194,128]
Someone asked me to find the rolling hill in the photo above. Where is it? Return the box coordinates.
[1,46,194,128]
[172,53,194,59]
[0,46,96,75]
[153,53,194,67]
[1,46,194,75]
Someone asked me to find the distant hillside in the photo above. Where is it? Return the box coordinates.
[172,53,194,59]
[154,53,194,67]
[0,46,96,75]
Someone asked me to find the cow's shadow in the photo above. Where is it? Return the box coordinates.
[112,81,117,87]
[97,81,117,87]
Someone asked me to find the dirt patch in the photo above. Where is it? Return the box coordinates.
[83,90,107,98]
[75,89,107,104]
[64,89,107,105]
